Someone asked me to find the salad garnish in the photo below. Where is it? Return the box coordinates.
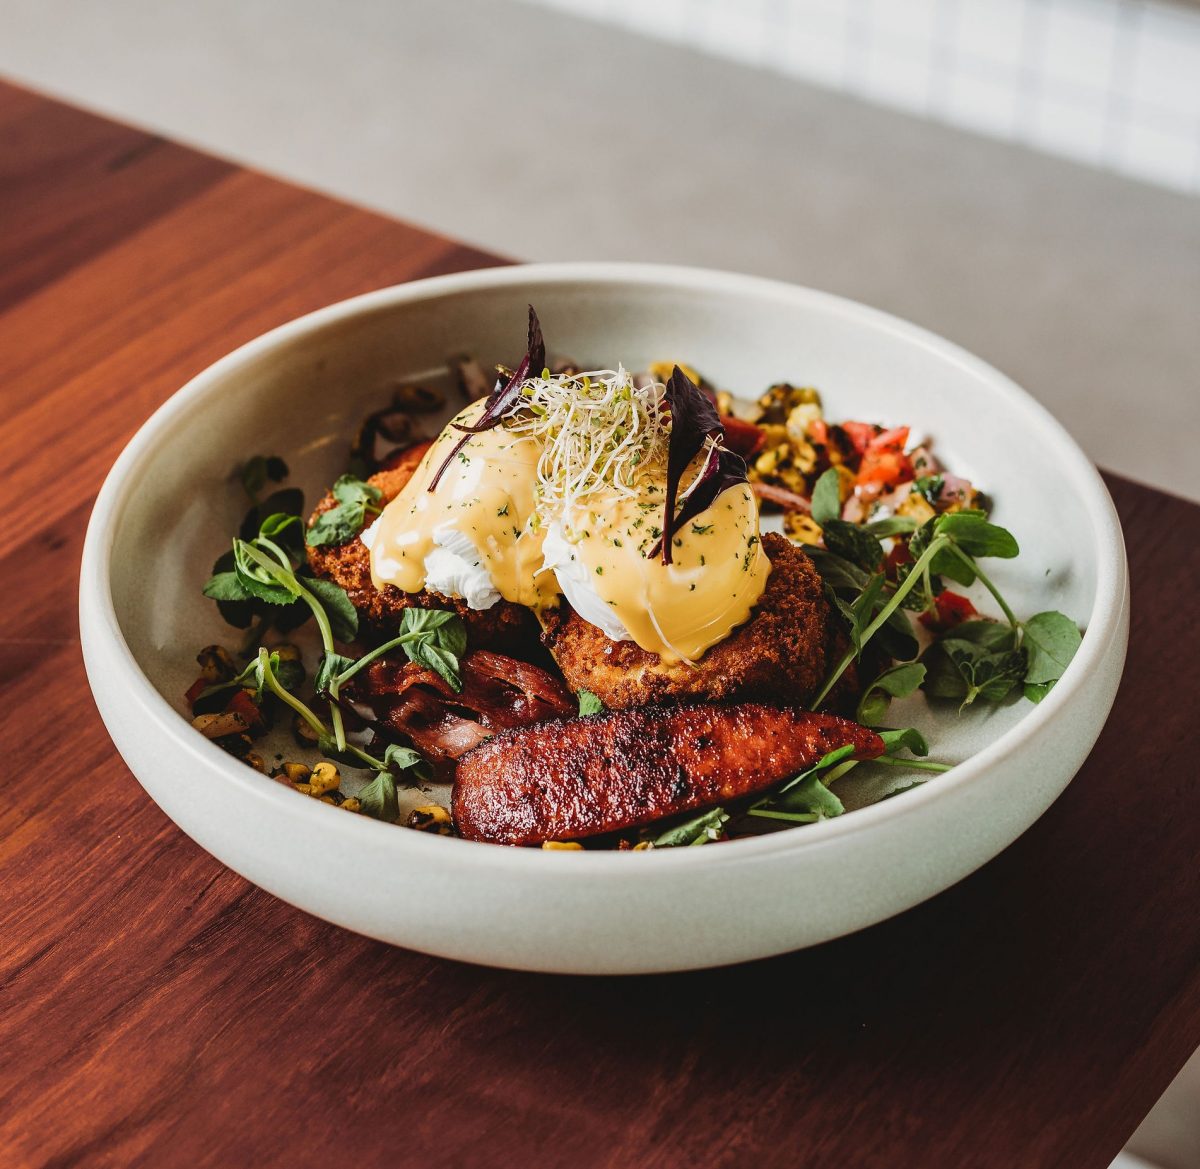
[187,313,1084,846]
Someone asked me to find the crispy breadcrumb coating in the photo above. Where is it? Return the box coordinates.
[305,442,539,651]
[541,533,853,710]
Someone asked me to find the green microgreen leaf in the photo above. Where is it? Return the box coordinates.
[232,539,302,605]
[768,772,845,820]
[778,743,857,791]
[822,518,884,573]
[749,744,855,823]
[273,656,305,694]
[933,511,1019,559]
[315,734,375,771]
[651,807,729,847]
[381,743,434,784]
[921,636,1026,708]
[358,770,400,823]
[878,727,930,757]
[305,475,382,547]
[812,532,954,709]
[945,619,1019,651]
[1024,680,1055,704]
[876,604,920,662]
[879,779,925,801]
[911,474,944,507]
[238,487,306,546]
[203,571,254,604]
[810,467,841,527]
[856,661,927,725]
[303,577,359,643]
[395,608,467,691]
[259,512,301,541]
[1021,610,1082,686]
[577,690,604,717]
[806,548,872,594]
[315,651,356,695]
[865,515,918,538]
[833,573,885,656]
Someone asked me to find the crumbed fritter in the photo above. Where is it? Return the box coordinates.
[305,441,539,651]
[541,532,854,711]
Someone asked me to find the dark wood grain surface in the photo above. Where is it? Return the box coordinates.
[1,80,1198,1169]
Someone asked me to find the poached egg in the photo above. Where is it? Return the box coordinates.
[363,375,771,662]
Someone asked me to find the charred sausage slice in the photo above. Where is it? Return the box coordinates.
[452,703,883,846]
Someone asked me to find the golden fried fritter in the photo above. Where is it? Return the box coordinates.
[305,441,539,651]
[541,532,852,710]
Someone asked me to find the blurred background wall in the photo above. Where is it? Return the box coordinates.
[527,0,1200,194]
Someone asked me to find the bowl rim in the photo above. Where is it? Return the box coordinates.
[80,260,1128,876]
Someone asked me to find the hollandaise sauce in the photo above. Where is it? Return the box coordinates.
[363,401,559,611]
[364,397,771,663]
[552,483,770,662]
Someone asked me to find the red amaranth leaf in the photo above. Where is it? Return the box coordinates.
[651,446,750,562]
[653,366,748,564]
[659,366,723,565]
[428,305,545,490]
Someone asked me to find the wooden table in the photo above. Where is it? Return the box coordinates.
[2,80,1198,1169]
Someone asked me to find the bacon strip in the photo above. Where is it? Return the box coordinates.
[751,481,812,513]
[453,703,883,845]
[356,649,574,769]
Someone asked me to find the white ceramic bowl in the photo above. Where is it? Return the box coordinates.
[80,263,1128,974]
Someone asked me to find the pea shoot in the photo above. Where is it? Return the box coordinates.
[806,466,1082,713]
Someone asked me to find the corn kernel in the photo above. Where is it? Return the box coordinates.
[834,464,855,501]
[790,440,818,475]
[341,797,362,813]
[776,466,808,493]
[941,485,980,514]
[754,447,784,477]
[541,841,584,851]
[897,492,937,524]
[407,805,453,834]
[784,513,824,546]
[281,761,311,783]
[196,644,237,683]
[243,752,267,774]
[648,360,701,386]
[293,783,314,796]
[309,762,341,795]
[272,643,302,663]
[755,384,792,421]
[632,841,653,851]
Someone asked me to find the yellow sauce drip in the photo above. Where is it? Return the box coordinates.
[366,400,559,610]
[365,399,771,662]
[562,482,771,662]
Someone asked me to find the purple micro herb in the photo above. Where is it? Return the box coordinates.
[428,305,546,491]
[652,366,747,564]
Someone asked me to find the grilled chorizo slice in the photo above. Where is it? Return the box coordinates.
[452,703,883,846]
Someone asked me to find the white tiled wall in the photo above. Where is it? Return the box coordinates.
[523,0,1200,195]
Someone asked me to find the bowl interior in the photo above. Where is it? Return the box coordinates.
[106,269,1102,821]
